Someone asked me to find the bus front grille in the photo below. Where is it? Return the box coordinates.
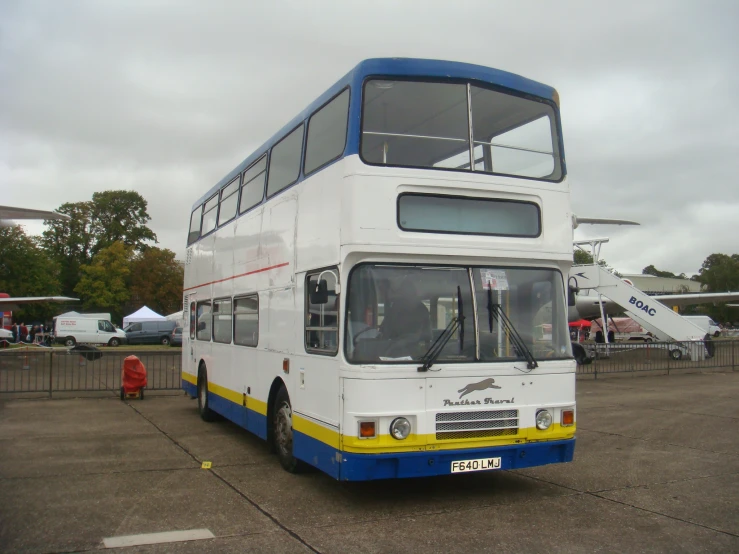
[435,409,519,440]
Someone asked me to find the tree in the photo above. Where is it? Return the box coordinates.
[642,265,677,278]
[696,253,739,324]
[41,191,157,296]
[129,247,184,316]
[40,201,94,296]
[74,241,133,324]
[574,250,594,265]
[573,249,621,277]
[0,225,62,321]
[89,190,158,255]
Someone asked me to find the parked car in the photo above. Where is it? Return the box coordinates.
[170,327,182,347]
[124,321,177,345]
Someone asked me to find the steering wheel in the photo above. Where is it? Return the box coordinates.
[352,325,381,346]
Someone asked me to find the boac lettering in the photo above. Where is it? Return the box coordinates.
[628,296,657,316]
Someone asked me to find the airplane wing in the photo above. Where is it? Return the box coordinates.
[0,296,79,311]
[573,216,640,229]
[651,292,739,307]
[0,205,70,224]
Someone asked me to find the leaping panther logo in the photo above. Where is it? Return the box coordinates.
[457,378,501,398]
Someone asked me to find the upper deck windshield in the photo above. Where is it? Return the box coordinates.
[345,265,571,365]
[361,79,562,181]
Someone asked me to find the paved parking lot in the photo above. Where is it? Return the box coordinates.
[1,371,738,553]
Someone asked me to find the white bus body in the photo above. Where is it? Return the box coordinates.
[182,59,576,480]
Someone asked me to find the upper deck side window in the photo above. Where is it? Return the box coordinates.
[201,194,219,236]
[267,124,304,197]
[304,88,350,176]
[360,79,562,182]
[188,206,202,245]
[240,155,267,214]
[218,177,240,226]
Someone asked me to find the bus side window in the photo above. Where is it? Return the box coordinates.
[196,300,212,341]
[188,206,202,245]
[189,302,196,340]
[218,177,240,226]
[305,269,339,355]
[234,295,259,347]
[304,88,350,175]
[267,124,304,198]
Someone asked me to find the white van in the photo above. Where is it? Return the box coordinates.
[683,315,721,337]
[54,317,127,347]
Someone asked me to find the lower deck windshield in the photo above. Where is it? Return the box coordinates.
[345,265,570,365]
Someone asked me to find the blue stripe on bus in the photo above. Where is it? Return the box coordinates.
[294,430,574,481]
[193,57,560,209]
[182,380,268,440]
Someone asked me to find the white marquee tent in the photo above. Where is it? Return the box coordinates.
[165,310,184,326]
[123,306,165,327]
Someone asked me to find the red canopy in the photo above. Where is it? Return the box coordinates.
[568,319,592,328]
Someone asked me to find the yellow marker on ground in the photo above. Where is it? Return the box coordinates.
[201,461,212,469]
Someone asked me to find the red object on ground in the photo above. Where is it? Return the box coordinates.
[122,355,147,395]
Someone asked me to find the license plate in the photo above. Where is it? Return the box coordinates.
[451,457,501,473]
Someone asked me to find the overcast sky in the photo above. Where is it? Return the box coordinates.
[2,0,738,276]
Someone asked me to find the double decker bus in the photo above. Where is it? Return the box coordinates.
[182,58,575,480]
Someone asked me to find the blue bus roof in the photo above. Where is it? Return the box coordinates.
[192,58,558,209]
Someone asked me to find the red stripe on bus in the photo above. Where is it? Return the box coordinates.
[183,262,290,292]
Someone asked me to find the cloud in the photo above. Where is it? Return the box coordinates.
[2,0,738,276]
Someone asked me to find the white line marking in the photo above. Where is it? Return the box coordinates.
[103,529,215,549]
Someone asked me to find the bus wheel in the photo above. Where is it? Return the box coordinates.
[197,366,218,422]
[273,387,305,473]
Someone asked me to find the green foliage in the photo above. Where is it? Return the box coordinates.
[0,226,62,321]
[89,190,158,255]
[40,201,94,296]
[129,247,184,316]
[41,191,157,296]
[74,241,133,323]
[696,253,739,324]
[573,250,593,265]
[573,249,621,277]
[642,264,677,278]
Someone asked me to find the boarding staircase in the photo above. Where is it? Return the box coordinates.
[570,263,708,360]
[570,237,708,359]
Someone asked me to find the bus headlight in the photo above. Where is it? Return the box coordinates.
[390,417,411,440]
[536,410,553,430]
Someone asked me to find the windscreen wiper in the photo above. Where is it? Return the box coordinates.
[418,287,466,373]
[487,288,538,371]
[417,316,462,372]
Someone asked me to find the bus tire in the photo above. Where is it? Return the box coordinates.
[197,366,218,422]
[273,387,305,473]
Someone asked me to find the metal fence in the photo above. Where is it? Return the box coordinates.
[2,340,737,396]
[576,338,738,378]
[0,348,182,397]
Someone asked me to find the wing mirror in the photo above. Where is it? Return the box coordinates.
[310,279,329,305]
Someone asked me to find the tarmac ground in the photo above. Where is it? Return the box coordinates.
[1,371,738,553]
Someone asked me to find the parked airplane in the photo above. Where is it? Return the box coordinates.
[0,205,69,227]
[0,296,79,311]
[569,289,739,322]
